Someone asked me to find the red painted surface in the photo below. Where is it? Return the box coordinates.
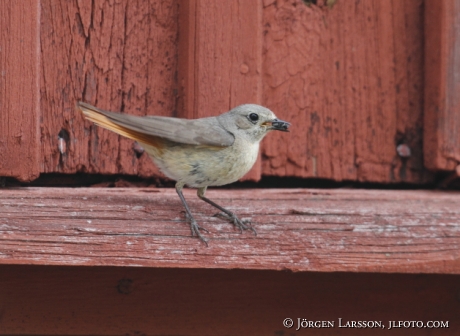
[39,0,178,178]
[0,1,41,181]
[1,265,458,335]
[262,0,426,183]
[2,187,460,274]
[178,0,264,181]
[424,0,460,171]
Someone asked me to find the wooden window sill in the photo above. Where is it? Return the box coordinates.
[1,187,459,274]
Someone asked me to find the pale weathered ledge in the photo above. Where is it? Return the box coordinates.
[1,187,459,273]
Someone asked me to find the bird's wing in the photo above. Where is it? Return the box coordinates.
[77,102,235,147]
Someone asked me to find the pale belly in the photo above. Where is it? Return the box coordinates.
[143,140,259,188]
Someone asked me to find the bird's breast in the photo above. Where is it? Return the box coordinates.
[143,139,260,188]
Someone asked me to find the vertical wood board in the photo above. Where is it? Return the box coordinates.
[262,0,426,183]
[39,0,178,178]
[424,0,460,171]
[178,0,264,180]
[0,1,41,181]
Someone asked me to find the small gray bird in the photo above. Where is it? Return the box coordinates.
[77,102,290,244]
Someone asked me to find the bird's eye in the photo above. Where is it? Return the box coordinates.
[248,113,259,123]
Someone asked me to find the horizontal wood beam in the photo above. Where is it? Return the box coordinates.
[1,188,460,274]
[1,265,459,335]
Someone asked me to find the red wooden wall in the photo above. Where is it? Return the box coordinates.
[1,0,459,184]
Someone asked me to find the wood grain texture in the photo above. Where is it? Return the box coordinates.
[39,0,178,178]
[1,265,458,335]
[1,187,460,274]
[0,1,41,182]
[424,0,460,171]
[177,0,196,119]
[262,0,426,183]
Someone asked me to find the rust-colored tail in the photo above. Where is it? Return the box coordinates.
[76,102,158,145]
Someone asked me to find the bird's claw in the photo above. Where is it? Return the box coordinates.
[184,212,209,245]
[214,212,257,235]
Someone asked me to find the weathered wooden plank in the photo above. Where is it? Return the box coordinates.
[0,0,41,182]
[1,265,458,335]
[424,0,460,171]
[1,188,460,273]
[39,0,178,177]
[262,0,426,183]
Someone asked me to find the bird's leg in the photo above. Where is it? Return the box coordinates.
[175,182,209,245]
[197,187,256,235]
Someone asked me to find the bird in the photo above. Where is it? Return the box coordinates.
[76,102,290,245]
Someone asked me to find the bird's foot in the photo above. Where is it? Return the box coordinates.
[184,212,209,246]
[214,212,257,235]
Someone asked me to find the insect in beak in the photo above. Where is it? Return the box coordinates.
[262,119,290,132]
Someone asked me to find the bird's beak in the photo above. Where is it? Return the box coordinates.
[263,118,290,132]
